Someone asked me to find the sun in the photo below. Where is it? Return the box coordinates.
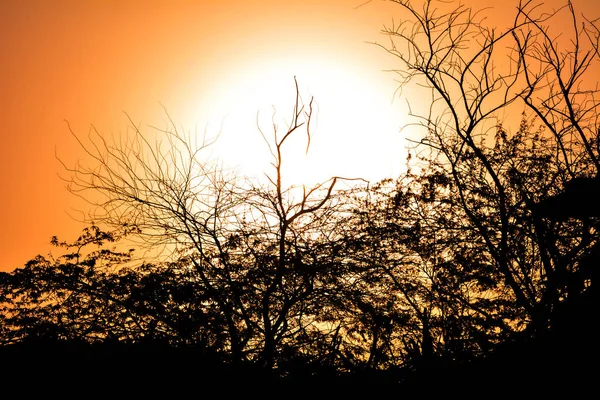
[181,51,407,189]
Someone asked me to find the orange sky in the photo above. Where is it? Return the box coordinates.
[1,0,599,271]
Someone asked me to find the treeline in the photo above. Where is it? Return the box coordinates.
[0,0,597,392]
[0,116,595,390]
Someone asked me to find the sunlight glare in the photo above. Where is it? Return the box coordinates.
[185,51,407,188]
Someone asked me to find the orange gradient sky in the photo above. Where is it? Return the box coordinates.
[1,0,599,271]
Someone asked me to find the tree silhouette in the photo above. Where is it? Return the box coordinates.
[372,0,598,390]
[0,0,598,390]
[55,78,363,375]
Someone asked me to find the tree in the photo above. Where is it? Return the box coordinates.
[370,0,598,382]
[59,78,358,374]
[0,225,142,345]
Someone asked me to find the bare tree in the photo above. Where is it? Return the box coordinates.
[60,78,358,373]
[514,0,600,176]
[61,107,254,360]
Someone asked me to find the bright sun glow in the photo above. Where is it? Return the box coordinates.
[184,51,407,188]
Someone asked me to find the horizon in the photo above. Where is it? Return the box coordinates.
[1,0,599,271]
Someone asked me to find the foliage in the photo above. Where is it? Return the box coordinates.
[1,0,598,387]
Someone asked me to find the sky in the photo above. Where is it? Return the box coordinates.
[1,0,599,271]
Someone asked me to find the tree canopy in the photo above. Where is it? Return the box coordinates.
[0,0,597,392]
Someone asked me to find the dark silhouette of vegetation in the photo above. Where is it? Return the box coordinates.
[0,0,597,393]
